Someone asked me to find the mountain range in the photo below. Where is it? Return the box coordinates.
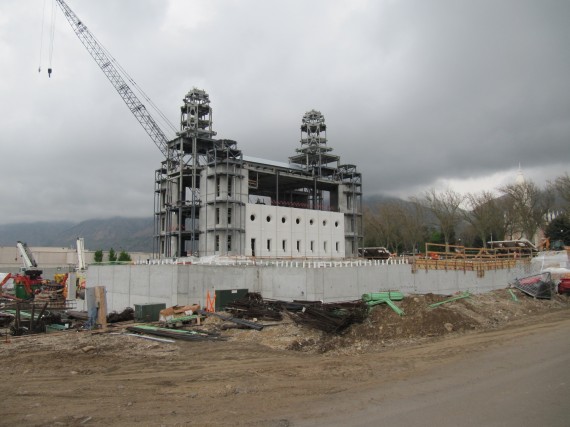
[0,196,411,253]
[0,217,154,252]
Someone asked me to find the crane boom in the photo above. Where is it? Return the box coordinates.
[54,0,171,159]
[16,241,37,269]
[76,237,86,271]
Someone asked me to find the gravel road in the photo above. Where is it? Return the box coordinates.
[289,311,570,426]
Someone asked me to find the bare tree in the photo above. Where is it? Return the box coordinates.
[553,173,570,207]
[464,191,505,247]
[499,180,554,242]
[379,202,406,252]
[413,188,465,252]
[402,200,429,253]
[363,201,403,252]
[496,196,516,241]
[364,200,430,253]
[363,204,382,247]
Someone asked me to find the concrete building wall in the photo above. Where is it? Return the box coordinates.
[245,204,345,259]
[87,260,536,312]
[198,166,248,257]
[0,246,77,268]
[88,264,178,310]
[337,184,352,212]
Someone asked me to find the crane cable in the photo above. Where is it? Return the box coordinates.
[48,0,57,77]
[79,25,177,136]
[38,0,47,72]
[101,44,178,135]
[40,0,177,137]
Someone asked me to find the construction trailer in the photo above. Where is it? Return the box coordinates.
[154,94,363,259]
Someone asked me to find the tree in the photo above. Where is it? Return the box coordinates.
[499,180,554,242]
[363,205,382,247]
[364,202,403,252]
[118,250,132,262]
[413,188,465,252]
[401,200,429,253]
[553,173,570,208]
[464,191,505,248]
[427,228,446,245]
[545,214,570,245]
[373,201,405,253]
[94,249,103,263]
[457,223,479,248]
[364,200,428,254]
[498,195,517,240]
[108,248,117,263]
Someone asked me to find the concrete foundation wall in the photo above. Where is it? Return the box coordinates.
[87,260,536,312]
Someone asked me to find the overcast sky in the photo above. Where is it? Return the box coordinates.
[1,0,569,224]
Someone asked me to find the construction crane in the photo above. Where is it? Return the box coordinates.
[16,241,42,277]
[15,241,44,297]
[76,237,86,271]
[53,0,175,161]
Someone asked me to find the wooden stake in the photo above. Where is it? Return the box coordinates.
[94,286,108,329]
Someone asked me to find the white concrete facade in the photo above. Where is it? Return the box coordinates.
[198,165,249,257]
[245,204,345,259]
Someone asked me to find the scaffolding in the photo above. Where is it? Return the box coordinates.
[336,164,363,257]
[154,99,363,259]
[154,89,217,258]
[288,110,363,257]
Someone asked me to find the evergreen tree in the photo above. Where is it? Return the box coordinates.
[545,215,570,245]
[118,251,132,262]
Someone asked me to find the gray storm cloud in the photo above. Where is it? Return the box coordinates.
[0,0,568,223]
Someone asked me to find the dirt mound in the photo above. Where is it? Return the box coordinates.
[255,289,570,355]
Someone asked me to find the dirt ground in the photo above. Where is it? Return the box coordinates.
[0,288,569,427]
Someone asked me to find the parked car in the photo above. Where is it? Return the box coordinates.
[359,247,391,260]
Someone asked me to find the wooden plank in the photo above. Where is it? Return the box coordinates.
[197,309,264,331]
[94,286,108,329]
[35,302,49,328]
[30,303,35,331]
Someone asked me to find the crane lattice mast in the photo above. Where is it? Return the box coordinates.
[54,0,172,160]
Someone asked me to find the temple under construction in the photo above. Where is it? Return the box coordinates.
[153,89,362,259]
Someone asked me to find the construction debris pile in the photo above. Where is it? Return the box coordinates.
[2,282,569,348]
[0,301,55,336]
[223,292,369,333]
[107,307,135,323]
[33,282,66,308]
[66,307,135,324]
[126,324,224,342]
[286,301,369,333]
[224,293,283,321]
[0,300,136,337]
[511,272,555,299]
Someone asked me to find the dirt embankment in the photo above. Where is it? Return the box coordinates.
[228,288,568,354]
[0,289,568,427]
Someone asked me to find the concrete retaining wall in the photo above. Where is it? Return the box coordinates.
[87,260,537,312]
